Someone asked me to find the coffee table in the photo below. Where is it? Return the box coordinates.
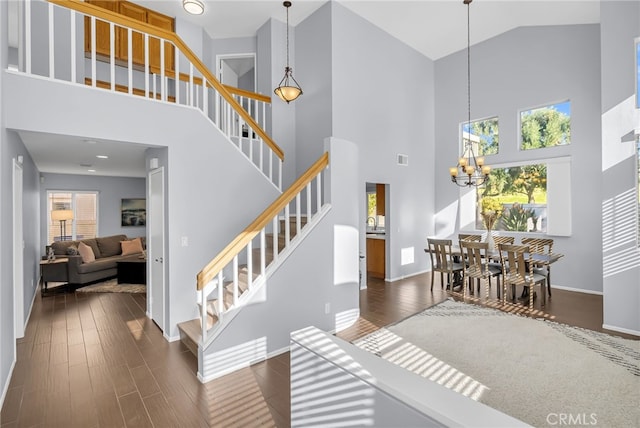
[116,259,146,284]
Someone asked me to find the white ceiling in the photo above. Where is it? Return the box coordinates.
[22,0,600,178]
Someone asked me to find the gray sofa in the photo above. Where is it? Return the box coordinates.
[49,234,145,286]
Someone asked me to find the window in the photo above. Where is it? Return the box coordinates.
[520,101,571,150]
[460,157,571,236]
[462,117,499,156]
[476,163,548,233]
[635,37,639,109]
[48,191,98,243]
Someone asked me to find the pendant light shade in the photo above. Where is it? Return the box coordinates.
[274,1,302,103]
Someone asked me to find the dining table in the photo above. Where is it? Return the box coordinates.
[424,244,564,300]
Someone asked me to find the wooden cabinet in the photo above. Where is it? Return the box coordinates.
[376,183,385,216]
[147,10,175,73]
[84,0,175,72]
[118,1,146,66]
[366,238,385,279]
[84,0,118,57]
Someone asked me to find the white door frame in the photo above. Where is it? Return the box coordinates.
[148,167,166,333]
[216,53,257,90]
[13,158,24,340]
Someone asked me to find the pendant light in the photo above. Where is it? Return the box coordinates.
[274,1,303,103]
[450,0,490,187]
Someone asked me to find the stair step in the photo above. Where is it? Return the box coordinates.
[177,315,218,356]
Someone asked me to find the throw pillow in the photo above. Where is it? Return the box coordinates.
[121,237,144,256]
[66,245,78,256]
[78,241,96,263]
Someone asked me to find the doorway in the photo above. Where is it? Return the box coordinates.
[13,158,24,339]
[149,167,165,333]
[365,182,389,284]
[216,53,256,92]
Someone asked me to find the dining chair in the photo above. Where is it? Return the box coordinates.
[487,236,514,292]
[498,243,547,310]
[521,237,554,297]
[459,240,502,300]
[458,233,482,242]
[426,238,463,291]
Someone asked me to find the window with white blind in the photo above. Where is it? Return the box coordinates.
[47,191,98,243]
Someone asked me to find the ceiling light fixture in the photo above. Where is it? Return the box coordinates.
[450,0,490,188]
[274,1,302,103]
[96,155,108,159]
[183,0,204,15]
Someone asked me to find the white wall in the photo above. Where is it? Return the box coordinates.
[600,0,640,335]
[326,2,435,282]
[434,24,603,294]
[4,72,281,338]
[202,138,361,379]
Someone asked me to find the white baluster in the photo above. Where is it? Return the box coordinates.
[272,217,279,261]
[127,28,133,94]
[285,204,291,246]
[201,288,207,341]
[90,17,96,86]
[160,40,165,101]
[260,229,266,275]
[278,159,283,190]
[247,241,253,290]
[217,271,224,316]
[48,2,54,78]
[233,256,239,306]
[110,23,115,91]
[144,34,149,97]
[259,139,264,175]
[70,11,76,83]
[174,43,179,104]
[203,79,209,117]
[296,194,301,237]
[25,0,32,74]
[190,63,194,107]
[269,151,273,182]
[316,174,322,216]
[306,183,312,223]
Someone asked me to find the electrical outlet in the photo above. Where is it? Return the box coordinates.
[181,236,189,247]
[325,303,330,314]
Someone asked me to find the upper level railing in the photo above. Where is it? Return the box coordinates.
[196,152,329,344]
[18,0,282,189]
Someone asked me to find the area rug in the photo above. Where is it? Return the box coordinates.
[353,299,640,427]
[75,278,146,294]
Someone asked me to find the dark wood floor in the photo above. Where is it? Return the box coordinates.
[2,274,636,427]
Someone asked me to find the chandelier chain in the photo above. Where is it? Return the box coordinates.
[285,4,290,67]
[467,0,471,130]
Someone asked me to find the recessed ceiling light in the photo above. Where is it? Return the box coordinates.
[85,140,97,144]
[88,169,96,172]
[96,155,109,159]
[183,0,204,15]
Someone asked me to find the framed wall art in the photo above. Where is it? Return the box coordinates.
[121,198,146,227]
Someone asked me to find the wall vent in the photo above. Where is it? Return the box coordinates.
[397,154,409,166]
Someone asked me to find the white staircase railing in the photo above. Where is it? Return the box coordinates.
[17,0,283,189]
[197,153,329,346]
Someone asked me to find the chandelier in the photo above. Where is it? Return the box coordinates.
[450,0,490,187]
[274,1,303,103]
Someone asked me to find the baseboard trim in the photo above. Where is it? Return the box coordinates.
[387,268,430,283]
[602,324,640,337]
[165,333,180,342]
[550,284,603,295]
[0,360,16,410]
[197,345,290,384]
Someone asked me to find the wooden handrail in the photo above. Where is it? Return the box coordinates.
[223,85,271,104]
[196,152,329,290]
[48,0,283,160]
